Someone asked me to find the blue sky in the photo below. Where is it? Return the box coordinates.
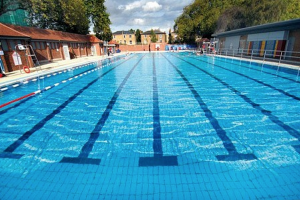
[104,0,194,33]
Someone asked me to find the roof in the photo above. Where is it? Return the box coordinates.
[141,30,165,35]
[212,18,300,38]
[0,23,102,43]
[0,23,29,38]
[113,30,134,35]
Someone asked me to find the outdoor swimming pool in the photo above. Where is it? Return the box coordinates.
[0,52,300,199]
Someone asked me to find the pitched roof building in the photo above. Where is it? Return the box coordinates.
[112,30,136,45]
[141,29,166,44]
[0,23,103,72]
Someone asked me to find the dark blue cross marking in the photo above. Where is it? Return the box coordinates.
[60,55,145,165]
[175,55,300,156]
[0,57,133,160]
[213,56,299,83]
[191,57,300,101]
[139,54,178,166]
[164,54,257,161]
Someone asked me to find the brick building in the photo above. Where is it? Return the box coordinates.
[0,23,103,73]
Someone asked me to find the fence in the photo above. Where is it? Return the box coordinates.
[213,48,300,81]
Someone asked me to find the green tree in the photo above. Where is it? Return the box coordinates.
[174,0,300,42]
[150,29,158,43]
[85,0,112,41]
[168,28,173,44]
[135,29,141,43]
[22,0,90,34]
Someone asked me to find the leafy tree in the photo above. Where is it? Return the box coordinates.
[21,0,90,34]
[150,29,158,43]
[168,29,173,44]
[85,0,112,41]
[174,0,300,42]
[135,29,141,43]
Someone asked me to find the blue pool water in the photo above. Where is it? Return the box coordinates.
[0,52,300,199]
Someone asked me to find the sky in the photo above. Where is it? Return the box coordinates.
[104,0,194,33]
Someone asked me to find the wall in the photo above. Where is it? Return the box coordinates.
[288,29,300,61]
[0,38,98,72]
[118,43,167,52]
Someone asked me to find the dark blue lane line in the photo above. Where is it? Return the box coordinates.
[190,56,300,101]
[60,55,146,165]
[163,54,257,161]
[0,56,134,160]
[211,56,299,83]
[173,55,300,155]
[139,53,178,166]
[0,65,100,117]
[152,54,163,156]
[0,55,128,115]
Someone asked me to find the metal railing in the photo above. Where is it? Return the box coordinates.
[212,48,300,81]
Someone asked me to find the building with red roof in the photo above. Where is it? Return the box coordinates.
[0,23,103,72]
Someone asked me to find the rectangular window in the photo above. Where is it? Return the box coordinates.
[55,42,58,49]
[1,40,9,51]
[36,42,40,49]
[51,42,55,49]
[41,42,45,49]
[130,40,132,45]
[9,40,16,50]
[123,35,126,38]
[31,42,36,50]
[129,35,132,38]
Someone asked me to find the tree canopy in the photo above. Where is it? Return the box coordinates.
[1,0,112,40]
[174,0,300,43]
[135,29,141,43]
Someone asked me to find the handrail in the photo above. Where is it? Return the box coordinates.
[206,48,300,81]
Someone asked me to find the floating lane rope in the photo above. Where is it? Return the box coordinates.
[0,55,128,109]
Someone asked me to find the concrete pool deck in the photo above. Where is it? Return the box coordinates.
[1,51,299,88]
[0,53,128,87]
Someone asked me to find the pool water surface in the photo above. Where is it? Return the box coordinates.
[0,52,300,199]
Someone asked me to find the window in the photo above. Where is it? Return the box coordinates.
[31,42,36,49]
[1,40,9,51]
[129,35,132,38]
[130,40,132,45]
[159,35,162,38]
[36,42,40,49]
[113,35,115,39]
[123,35,126,38]
[41,42,45,49]
[9,40,16,50]
[124,40,126,44]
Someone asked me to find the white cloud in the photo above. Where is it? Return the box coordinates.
[118,1,142,11]
[133,18,145,25]
[142,1,162,12]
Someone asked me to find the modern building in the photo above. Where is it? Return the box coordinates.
[0,23,103,72]
[141,30,167,44]
[212,18,300,60]
[112,31,136,45]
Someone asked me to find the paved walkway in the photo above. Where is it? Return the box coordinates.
[0,54,122,87]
